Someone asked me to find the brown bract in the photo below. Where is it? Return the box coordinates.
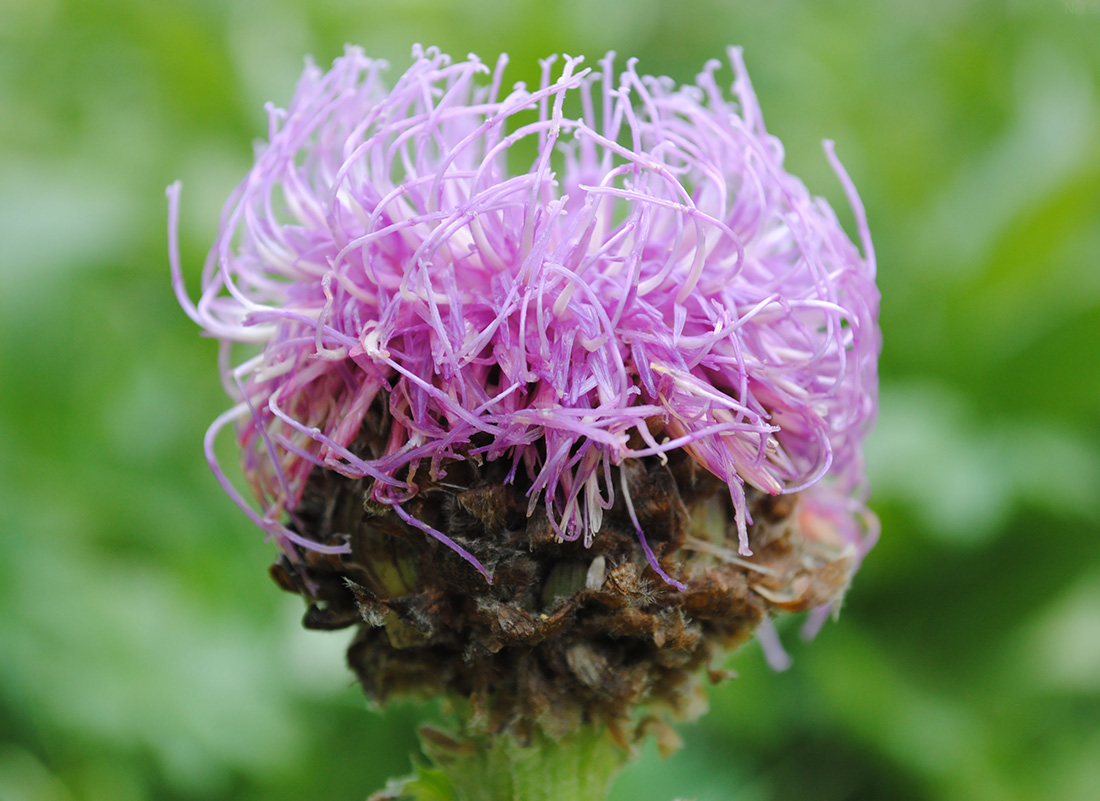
[270,414,854,743]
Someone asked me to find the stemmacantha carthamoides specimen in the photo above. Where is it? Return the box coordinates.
[171,44,879,749]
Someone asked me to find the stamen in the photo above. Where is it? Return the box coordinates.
[172,45,879,583]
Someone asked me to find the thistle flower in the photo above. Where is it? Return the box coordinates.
[170,44,879,742]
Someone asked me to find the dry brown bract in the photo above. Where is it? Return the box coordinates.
[270,420,854,742]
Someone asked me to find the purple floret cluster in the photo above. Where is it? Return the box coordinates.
[170,45,880,583]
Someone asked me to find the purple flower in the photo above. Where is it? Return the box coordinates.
[169,45,880,586]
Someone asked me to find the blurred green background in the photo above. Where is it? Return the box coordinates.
[2,0,1098,799]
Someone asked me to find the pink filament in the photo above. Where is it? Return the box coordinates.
[170,45,880,583]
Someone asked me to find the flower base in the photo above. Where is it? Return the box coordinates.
[271,417,855,740]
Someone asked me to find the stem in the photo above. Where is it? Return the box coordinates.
[373,722,631,801]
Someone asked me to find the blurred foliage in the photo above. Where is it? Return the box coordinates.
[1,0,1098,799]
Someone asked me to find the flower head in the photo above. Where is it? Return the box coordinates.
[170,44,879,587]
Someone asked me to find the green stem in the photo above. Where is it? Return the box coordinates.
[373,723,631,801]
